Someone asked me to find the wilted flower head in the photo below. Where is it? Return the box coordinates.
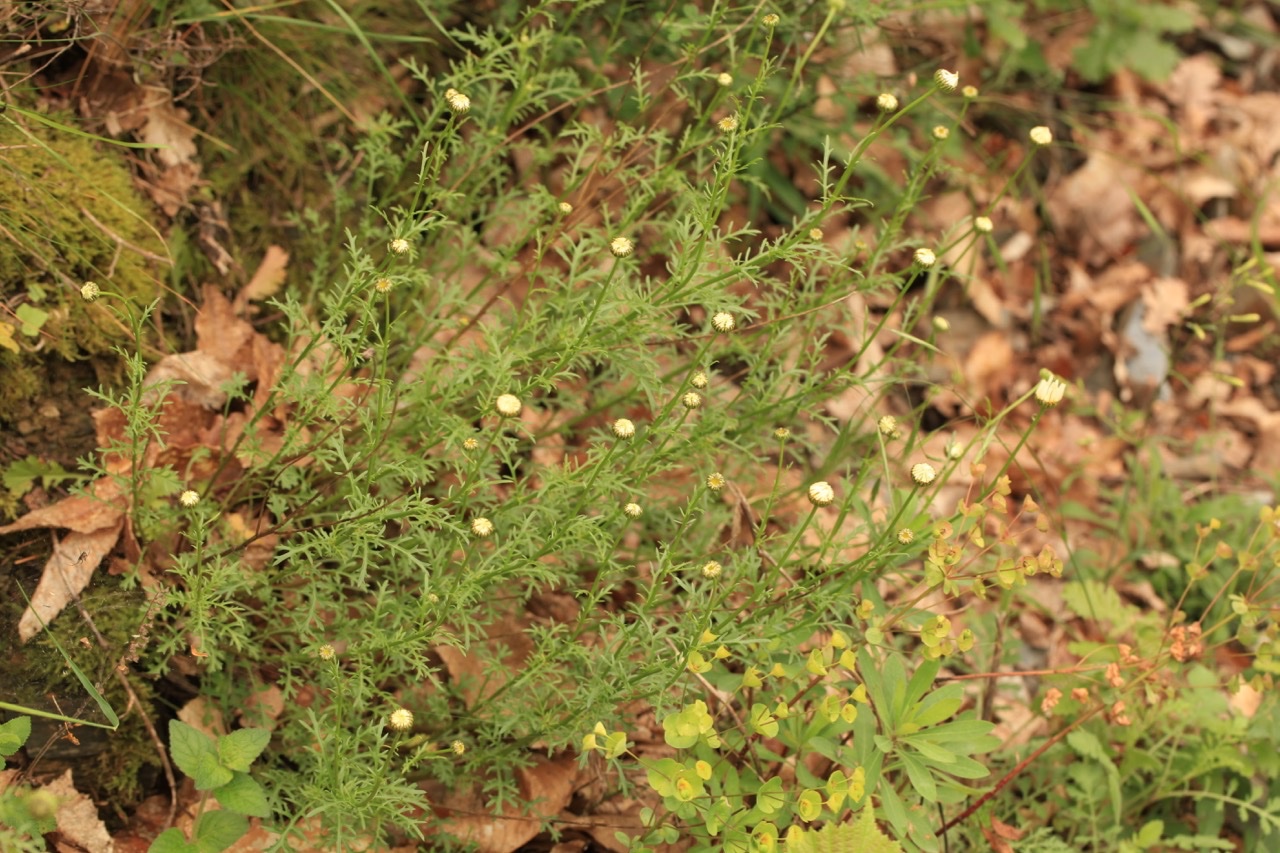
[612,418,636,439]
[711,312,735,333]
[81,282,101,301]
[1035,374,1067,407]
[1029,125,1053,146]
[471,517,495,538]
[876,93,898,112]
[495,394,522,417]
[910,463,937,486]
[388,708,414,731]
[610,236,634,258]
[179,490,200,508]
[914,248,936,268]
[934,69,959,91]
[807,481,835,507]
[444,88,471,114]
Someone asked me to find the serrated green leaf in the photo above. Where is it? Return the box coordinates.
[193,809,249,853]
[217,728,270,772]
[213,771,270,817]
[0,716,32,758]
[148,827,198,853]
[169,720,233,790]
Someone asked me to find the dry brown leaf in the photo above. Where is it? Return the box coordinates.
[432,756,580,853]
[16,522,123,642]
[177,697,227,739]
[46,769,114,853]
[237,246,290,306]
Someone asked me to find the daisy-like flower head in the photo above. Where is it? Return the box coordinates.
[444,88,471,114]
[389,238,410,256]
[462,437,479,451]
[962,85,979,99]
[317,644,336,660]
[774,427,790,440]
[914,248,937,268]
[807,481,835,507]
[1029,125,1053,146]
[471,517,495,538]
[717,114,739,133]
[558,201,573,214]
[1034,374,1067,407]
[495,394,522,418]
[897,528,915,545]
[702,561,723,579]
[974,216,994,234]
[876,93,898,112]
[610,236,634,258]
[711,312,736,333]
[81,282,101,301]
[374,277,393,294]
[910,463,937,486]
[706,472,726,491]
[717,72,733,87]
[762,13,779,26]
[612,418,636,439]
[179,490,200,508]
[682,391,702,410]
[809,228,823,241]
[388,708,414,731]
[623,502,642,519]
[934,69,959,91]
[932,125,950,141]
[451,740,466,755]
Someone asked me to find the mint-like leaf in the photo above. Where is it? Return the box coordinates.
[213,771,271,818]
[169,720,233,790]
[193,809,249,853]
[216,728,270,772]
[0,716,32,758]
[148,827,198,853]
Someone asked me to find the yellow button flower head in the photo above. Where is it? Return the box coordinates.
[374,277,393,294]
[932,125,950,141]
[682,391,702,410]
[1029,125,1053,146]
[807,481,835,507]
[717,114,739,133]
[914,248,936,268]
[612,418,636,439]
[706,472,726,491]
[702,561,723,579]
[462,437,479,451]
[471,517,495,537]
[910,463,937,486]
[876,93,898,112]
[1035,374,1067,407]
[897,528,915,544]
[762,13,779,26]
[690,371,708,389]
[974,216,994,233]
[179,490,200,508]
[388,708,414,731]
[389,238,410,256]
[495,394,522,418]
[451,740,466,755]
[878,415,898,438]
[774,427,790,440]
[623,502,642,519]
[717,72,733,87]
[711,312,735,333]
[962,85,979,99]
[610,236,634,258]
[558,201,573,214]
[81,282,101,301]
[317,644,336,660]
[444,88,471,114]
[934,69,959,91]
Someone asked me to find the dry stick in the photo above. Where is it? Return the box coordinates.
[51,543,181,829]
[938,704,1103,837]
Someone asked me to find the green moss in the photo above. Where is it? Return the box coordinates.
[0,110,166,418]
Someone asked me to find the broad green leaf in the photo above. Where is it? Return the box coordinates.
[170,720,232,791]
[899,752,937,802]
[193,809,249,853]
[0,716,32,758]
[15,303,49,336]
[213,771,270,818]
[148,828,198,853]
[217,728,270,772]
